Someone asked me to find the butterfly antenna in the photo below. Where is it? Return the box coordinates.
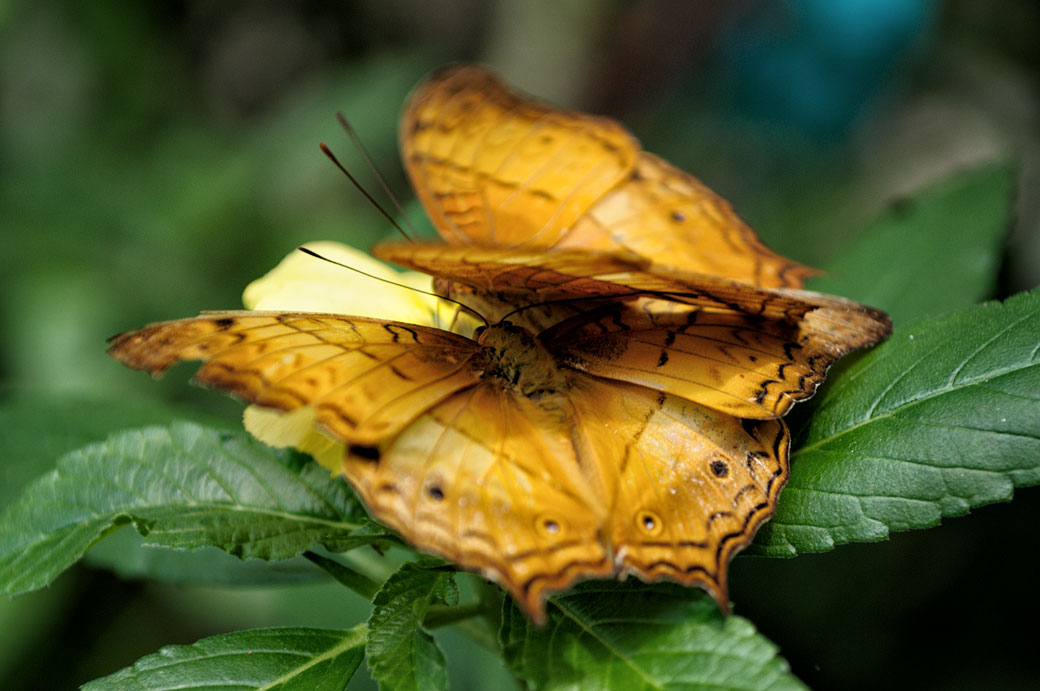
[319,142,413,242]
[297,246,489,328]
[335,112,419,239]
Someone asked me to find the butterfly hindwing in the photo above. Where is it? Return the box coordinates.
[340,369,789,623]
[107,312,482,445]
[561,152,814,287]
[565,378,789,609]
[342,383,613,624]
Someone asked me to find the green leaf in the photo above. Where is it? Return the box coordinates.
[752,287,1040,556]
[81,625,367,691]
[0,422,389,595]
[502,581,803,690]
[85,527,321,586]
[366,562,459,691]
[0,395,232,505]
[807,163,1013,324]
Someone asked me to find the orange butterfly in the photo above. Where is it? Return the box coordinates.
[108,65,890,623]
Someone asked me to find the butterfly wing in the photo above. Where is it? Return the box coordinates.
[341,372,788,622]
[342,383,612,624]
[107,312,482,446]
[561,152,814,287]
[374,242,862,317]
[540,300,863,418]
[377,241,888,345]
[402,64,637,247]
[402,65,812,286]
[566,378,789,610]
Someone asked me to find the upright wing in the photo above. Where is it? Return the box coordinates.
[402,65,811,286]
[402,64,637,247]
[342,383,613,624]
[108,312,482,446]
[560,152,814,287]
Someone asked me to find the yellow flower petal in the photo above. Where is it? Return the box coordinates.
[243,406,344,473]
[241,241,441,463]
[242,241,438,325]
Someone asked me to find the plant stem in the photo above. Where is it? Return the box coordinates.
[424,602,500,651]
[304,551,381,600]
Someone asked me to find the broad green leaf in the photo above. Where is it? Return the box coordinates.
[366,562,459,691]
[0,422,389,595]
[752,288,1040,555]
[807,163,1013,325]
[85,527,320,585]
[0,395,231,505]
[81,626,366,691]
[502,581,803,690]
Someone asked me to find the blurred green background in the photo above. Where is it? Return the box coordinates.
[1,1,1038,688]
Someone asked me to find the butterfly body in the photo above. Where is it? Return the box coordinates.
[475,321,570,398]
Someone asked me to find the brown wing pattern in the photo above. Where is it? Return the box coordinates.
[542,300,866,418]
[107,312,482,445]
[375,242,891,339]
[341,384,612,624]
[568,379,789,608]
[401,64,638,247]
[403,65,813,287]
[561,153,815,287]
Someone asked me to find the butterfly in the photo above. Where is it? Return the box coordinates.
[108,65,891,623]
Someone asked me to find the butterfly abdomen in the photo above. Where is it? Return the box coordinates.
[477,322,568,398]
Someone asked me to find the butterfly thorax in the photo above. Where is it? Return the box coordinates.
[477,321,568,398]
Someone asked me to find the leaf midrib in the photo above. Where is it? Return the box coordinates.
[259,626,366,691]
[552,597,660,690]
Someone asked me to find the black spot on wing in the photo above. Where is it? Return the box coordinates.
[349,444,380,461]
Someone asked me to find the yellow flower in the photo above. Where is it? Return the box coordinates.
[240,241,440,473]
[242,241,437,320]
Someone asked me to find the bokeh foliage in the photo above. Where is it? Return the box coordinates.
[2,1,1038,689]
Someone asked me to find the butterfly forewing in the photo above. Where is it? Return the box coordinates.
[404,66,814,286]
[402,64,637,247]
[542,300,861,419]
[107,312,483,445]
[376,242,891,347]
